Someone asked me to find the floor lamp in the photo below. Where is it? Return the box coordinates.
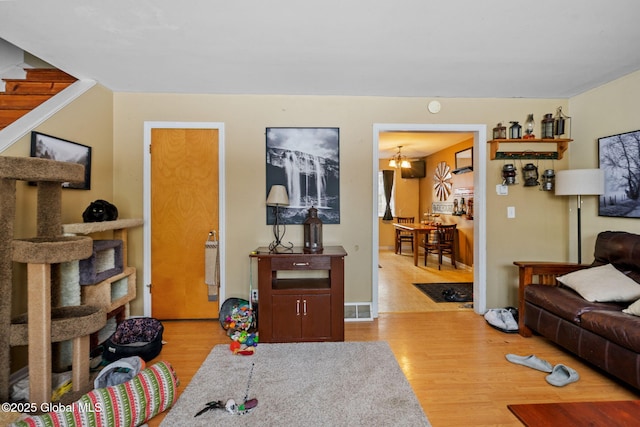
[266,184,293,252]
[555,169,604,264]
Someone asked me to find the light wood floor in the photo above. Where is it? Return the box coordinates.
[378,247,474,312]
[148,315,638,426]
[146,247,638,426]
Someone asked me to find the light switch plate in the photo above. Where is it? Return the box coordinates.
[507,206,516,218]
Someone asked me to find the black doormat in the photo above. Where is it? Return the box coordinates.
[413,282,473,303]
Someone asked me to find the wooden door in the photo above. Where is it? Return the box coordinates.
[150,128,219,319]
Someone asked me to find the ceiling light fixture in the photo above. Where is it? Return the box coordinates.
[388,145,411,168]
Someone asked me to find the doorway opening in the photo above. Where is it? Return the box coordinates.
[372,123,487,318]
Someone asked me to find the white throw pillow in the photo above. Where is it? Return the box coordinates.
[624,298,640,316]
[556,264,640,302]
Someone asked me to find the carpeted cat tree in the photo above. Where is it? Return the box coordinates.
[0,156,106,405]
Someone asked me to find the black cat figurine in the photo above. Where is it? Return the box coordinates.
[82,199,119,222]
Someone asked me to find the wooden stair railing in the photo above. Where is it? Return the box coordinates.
[0,68,77,130]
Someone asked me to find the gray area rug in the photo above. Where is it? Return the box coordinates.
[161,341,431,426]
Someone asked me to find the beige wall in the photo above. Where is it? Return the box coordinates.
[113,94,574,311]
[569,71,640,251]
[8,69,640,319]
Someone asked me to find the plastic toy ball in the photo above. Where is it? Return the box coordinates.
[229,341,241,352]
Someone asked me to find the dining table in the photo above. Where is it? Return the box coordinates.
[393,222,437,266]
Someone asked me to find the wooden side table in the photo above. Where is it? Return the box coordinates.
[251,246,347,343]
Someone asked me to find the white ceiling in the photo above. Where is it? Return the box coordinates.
[1,1,639,158]
[1,1,639,99]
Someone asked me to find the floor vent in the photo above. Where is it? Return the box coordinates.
[344,303,373,322]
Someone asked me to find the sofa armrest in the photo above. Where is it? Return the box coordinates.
[513,261,590,337]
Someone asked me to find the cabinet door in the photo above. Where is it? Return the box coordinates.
[271,294,302,341]
[300,294,332,340]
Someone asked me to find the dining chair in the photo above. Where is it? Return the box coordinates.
[396,216,415,255]
[422,223,457,270]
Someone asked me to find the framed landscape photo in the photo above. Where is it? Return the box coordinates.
[598,129,640,218]
[30,132,91,189]
[265,127,340,224]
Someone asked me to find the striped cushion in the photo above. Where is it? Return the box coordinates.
[11,361,178,427]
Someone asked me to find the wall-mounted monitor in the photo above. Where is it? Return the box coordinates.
[401,159,426,179]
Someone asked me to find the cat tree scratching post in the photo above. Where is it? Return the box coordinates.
[0,156,106,405]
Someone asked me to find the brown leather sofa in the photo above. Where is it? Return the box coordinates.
[515,231,640,390]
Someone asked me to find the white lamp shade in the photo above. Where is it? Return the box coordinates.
[555,169,605,196]
[266,185,289,206]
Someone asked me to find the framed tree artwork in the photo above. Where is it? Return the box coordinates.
[30,131,91,190]
[266,127,340,224]
[598,129,640,218]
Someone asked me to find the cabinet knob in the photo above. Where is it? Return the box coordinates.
[293,262,310,267]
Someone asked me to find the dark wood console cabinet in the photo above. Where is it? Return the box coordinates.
[251,246,347,343]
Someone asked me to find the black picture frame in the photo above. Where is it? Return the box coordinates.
[453,147,473,174]
[598,129,640,218]
[30,131,91,190]
[266,127,340,224]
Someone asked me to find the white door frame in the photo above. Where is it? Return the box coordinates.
[142,121,226,317]
[372,123,487,317]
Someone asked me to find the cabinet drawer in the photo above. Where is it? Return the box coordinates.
[270,256,331,270]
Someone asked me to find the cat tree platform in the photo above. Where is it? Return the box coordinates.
[0,155,107,405]
[12,236,93,264]
[10,306,106,347]
[11,236,107,406]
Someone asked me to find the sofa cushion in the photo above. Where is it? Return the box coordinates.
[524,284,625,324]
[592,230,640,284]
[581,310,640,354]
[624,298,640,316]
[556,263,640,302]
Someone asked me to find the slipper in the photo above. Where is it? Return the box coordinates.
[546,364,579,387]
[505,354,553,372]
[484,310,506,331]
[484,309,518,333]
[500,309,519,331]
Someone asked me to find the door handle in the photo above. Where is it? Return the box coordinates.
[296,299,300,316]
[303,299,307,316]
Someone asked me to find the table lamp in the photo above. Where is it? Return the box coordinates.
[555,169,604,263]
[266,184,293,251]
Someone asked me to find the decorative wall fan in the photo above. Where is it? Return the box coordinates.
[433,161,452,201]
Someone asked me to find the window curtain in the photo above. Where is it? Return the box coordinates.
[382,170,394,220]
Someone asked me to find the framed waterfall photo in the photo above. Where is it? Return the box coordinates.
[266,127,340,224]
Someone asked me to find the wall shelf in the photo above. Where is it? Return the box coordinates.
[488,138,572,160]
